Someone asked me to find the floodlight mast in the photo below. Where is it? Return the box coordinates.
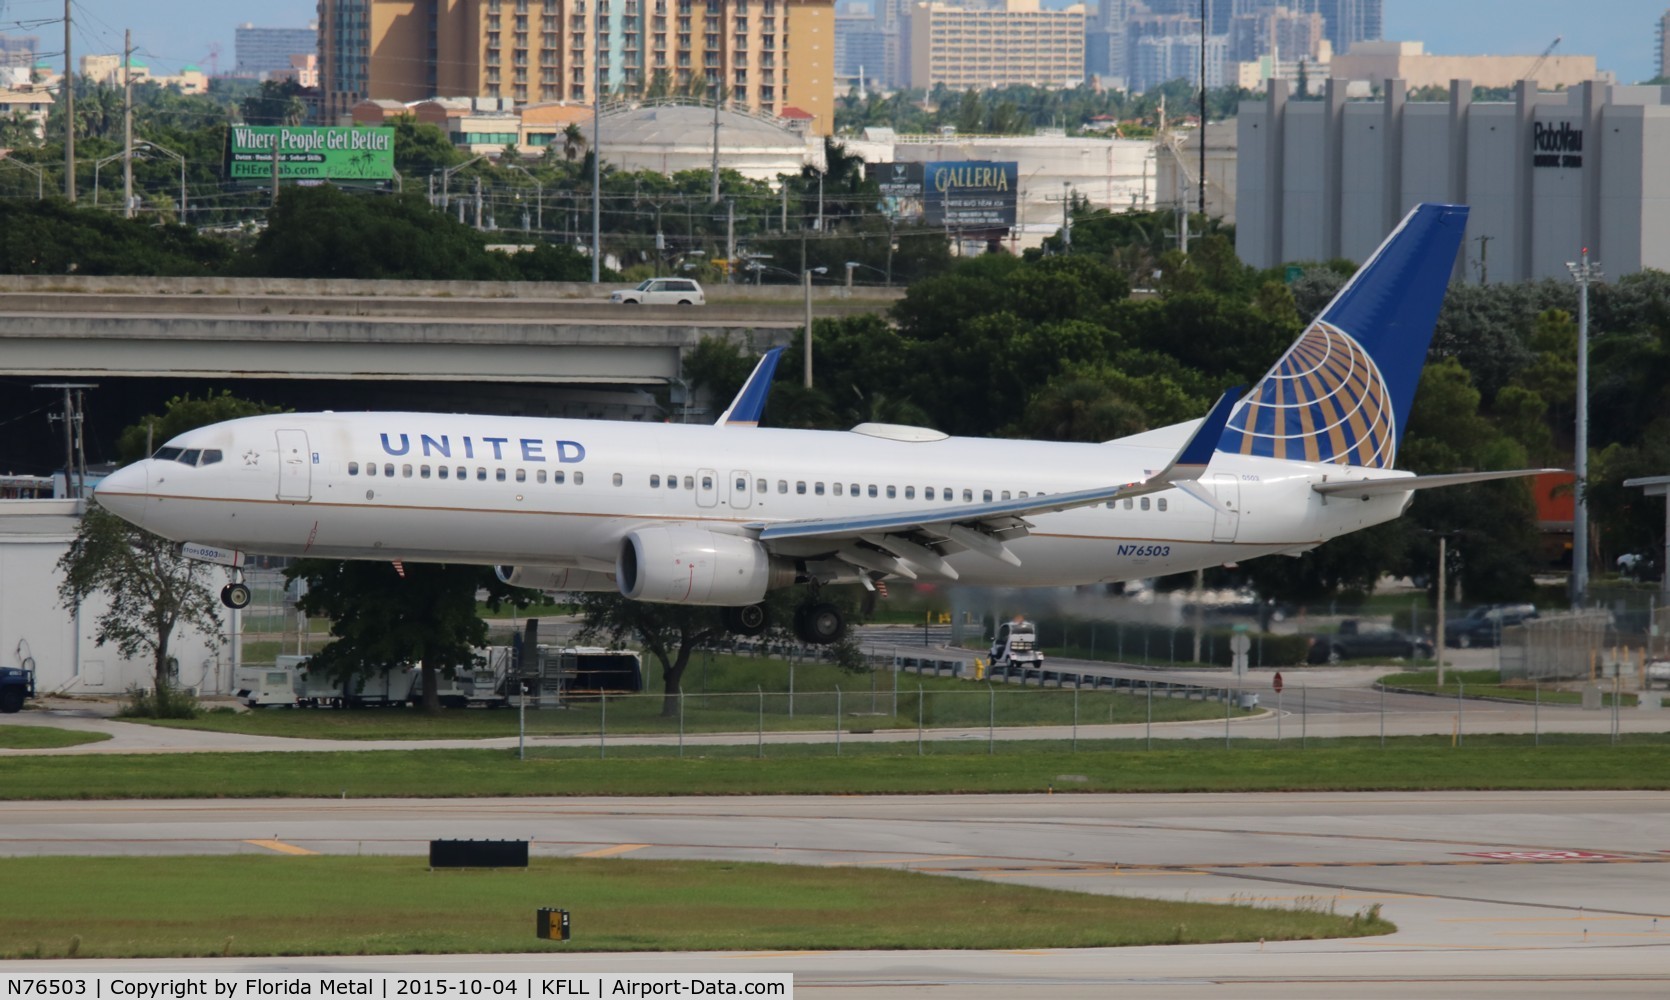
[1566,248,1601,607]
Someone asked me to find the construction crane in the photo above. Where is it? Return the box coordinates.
[1525,36,1562,88]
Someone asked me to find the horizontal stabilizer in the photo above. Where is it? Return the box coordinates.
[1313,468,1563,500]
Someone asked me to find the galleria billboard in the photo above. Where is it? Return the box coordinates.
[227,126,396,183]
[868,160,1018,229]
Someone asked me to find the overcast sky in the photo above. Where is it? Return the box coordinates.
[7,0,1667,85]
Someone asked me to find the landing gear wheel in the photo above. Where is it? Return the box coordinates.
[795,602,845,645]
[723,603,770,637]
[220,583,252,610]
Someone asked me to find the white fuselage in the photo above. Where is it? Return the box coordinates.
[95,412,1413,587]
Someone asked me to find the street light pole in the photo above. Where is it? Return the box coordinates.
[802,266,826,387]
[1566,249,1601,607]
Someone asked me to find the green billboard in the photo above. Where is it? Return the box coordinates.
[228,126,396,182]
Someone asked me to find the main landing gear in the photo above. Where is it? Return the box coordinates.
[720,599,847,645]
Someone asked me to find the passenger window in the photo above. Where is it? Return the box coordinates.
[757,478,767,493]
[1019,491,1028,498]
[477,468,487,481]
[348,462,359,476]
[574,472,584,485]
[400,464,411,478]
[735,477,746,491]
[850,483,859,496]
[982,490,993,502]
[554,471,566,484]
[815,482,825,495]
[868,485,878,498]
[536,469,546,484]
[384,463,395,477]
[650,474,661,488]
[905,486,915,499]
[886,485,897,499]
[833,483,843,496]
[683,475,694,489]
[420,466,431,479]
[778,480,788,494]
[366,463,377,477]
[925,487,934,500]
[614,473,625,487]
[1123,498,1134,509]
[701,475,712,489]
[1001,490,1011,500]
[1158,498,1168,511]
[796,481,806,494]
[439,466,450,480]
[1141,497,1150,511]
[516,469,527,483]
[962,489,972,502]
[495,469,506,482]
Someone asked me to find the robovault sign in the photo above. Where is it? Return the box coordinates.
[1532,121,1583,168]
[227,126,396,182]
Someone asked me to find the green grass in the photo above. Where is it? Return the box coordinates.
[1380,669,1639,706]
[0,856,1391,958]
[6,740,1670,799]
[0,725,110,749]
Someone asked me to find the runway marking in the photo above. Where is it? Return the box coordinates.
[1439,915,1650,923]
[576,843,649,858]
[839,855,982,865]
[1459,850,1625,860]
[244,839,317,855]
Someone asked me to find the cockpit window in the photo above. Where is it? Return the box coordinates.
[200,450,223,466]
[153,447,184,461]
[179,449,202,466]
[153,446,222,467]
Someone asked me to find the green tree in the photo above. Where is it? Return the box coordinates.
[56,504,224,715]
[573,594,728,716]
[286,561,524,713]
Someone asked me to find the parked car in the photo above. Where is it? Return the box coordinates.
[1306,619,1432,664]
[1444,604,1539,648]
[608,278,705,305]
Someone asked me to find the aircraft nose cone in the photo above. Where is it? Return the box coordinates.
[94,462,148,528]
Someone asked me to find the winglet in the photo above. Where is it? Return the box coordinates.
[1159,386,1242,482]
[714,347,784,426]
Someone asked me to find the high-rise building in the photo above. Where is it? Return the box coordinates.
[835,4,889,87]
[1085,0,1129,87]
[0,35,38,70]
[905,0,1085,91]
[234,23,319,78]
[1658,7,1670,80]
[319,0,835,134]
[1314,0,1379,55]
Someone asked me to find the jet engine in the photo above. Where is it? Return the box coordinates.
[495,565,617,593]
[617,526,793,605]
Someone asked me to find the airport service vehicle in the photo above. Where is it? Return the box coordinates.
[1444,603,1539,648]
[1306,619,1433,664]
[609,278,705,305]
[1648,661,1670,690]
[988,619,1044,671]
[96,204,1551,648]
[0,664,35,713]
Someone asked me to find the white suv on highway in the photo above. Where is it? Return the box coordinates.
[609,278,705,305]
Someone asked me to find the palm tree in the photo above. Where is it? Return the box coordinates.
[561,123,586,163]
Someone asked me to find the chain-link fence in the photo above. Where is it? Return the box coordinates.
[1500,611,1613,682]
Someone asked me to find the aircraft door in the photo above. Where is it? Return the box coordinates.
[1211,473,1240,542]
[696,468,718,508]
[728,469,752,509]
[275,429,312,501]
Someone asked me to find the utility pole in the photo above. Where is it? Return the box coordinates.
[36,383,97,499]
[63,0,74,201]
[591,6,602,283]
[725,198,736,283]
[1198,0,1207,220]
[710,95,721,205]
[1474,234,1492,284]
[1566,248,1601,607]
[270,134,280,207]
[1436,534,1448,686]
[1061,180,1071,249]
[122,29,133,218]
[474,176,484,230]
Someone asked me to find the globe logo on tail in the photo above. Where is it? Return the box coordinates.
[1218,321,1397,469]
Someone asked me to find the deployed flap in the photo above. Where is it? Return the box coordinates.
[713,347,784,426]
[756,386,1242,548]
[1313,468,1563,501]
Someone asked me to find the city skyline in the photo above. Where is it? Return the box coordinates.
[7,0,1667,86]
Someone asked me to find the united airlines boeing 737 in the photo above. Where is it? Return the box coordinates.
[94,203,1545,644]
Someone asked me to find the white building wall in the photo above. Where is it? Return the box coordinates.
[1280,104,1327,263]
[0,501,235,698]
[1464,104,1521,282]
[1339,103,1386,262]
[1400,104,1452,206]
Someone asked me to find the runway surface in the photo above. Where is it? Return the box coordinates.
[5,792,1669,997]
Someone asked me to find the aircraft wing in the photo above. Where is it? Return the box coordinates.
[1313,468,1564,501]
[713,347,785,426]
[752,388,1243,580]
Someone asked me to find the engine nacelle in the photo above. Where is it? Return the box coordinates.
[617,526,793,605]
[495,565,617,593]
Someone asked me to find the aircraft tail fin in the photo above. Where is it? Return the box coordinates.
[713,347,784,427]
[1216,202,1470,469]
